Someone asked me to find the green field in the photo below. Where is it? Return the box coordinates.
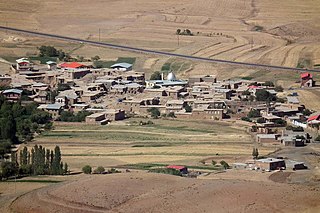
[30,118,274,171]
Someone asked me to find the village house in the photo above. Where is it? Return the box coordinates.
[14,58,33,71]
[38,103,64,119]
[256,134,280,144]
[70,103,89,113]
[1,89,23,102]
[166,165,188,174]
[0,75,12,87]
[121,97,160,113]
[85,109,125,124]
[188,75,216,86]
[256,158,286,171]
[110,62,133,71]
[166,100,186,113]
[300,72,315,88]
[46,61,57,70]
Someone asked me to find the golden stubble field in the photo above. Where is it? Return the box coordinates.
[26,118,275,171]
[1,0,320,81]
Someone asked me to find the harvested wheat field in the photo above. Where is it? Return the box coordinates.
[1,0,320,82]
[10,172,320,213]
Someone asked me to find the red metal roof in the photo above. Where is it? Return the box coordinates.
[166,165,186,170]
[60,62,86,69]
[301,72,312,79]
[248,85,259,89]
[307,114,320,122]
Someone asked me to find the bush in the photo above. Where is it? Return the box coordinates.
[147,108,160,119]
[248,109,260,118]
[167,112,176,118]
[150,71,162,80]
[255,89,276,102]
[241,117,251,122]
[256,117,265,123]
[108,168,120,173]
[275,85,284,92]
[184,104,192,113]
[94,166,105,174]
[211,160,217,166]
[315,135,320,142]
[82,165,92,174]
[220,161,230,169]
[262,81,274,87]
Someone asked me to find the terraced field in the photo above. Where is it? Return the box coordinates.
[1,0,320,82]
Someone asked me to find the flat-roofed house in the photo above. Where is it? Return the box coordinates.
[110,63,132,71]
[38,103,64,119]
[2,89,23,102]
[256,158,286,171]
[300,72,315,88]
[16,58,33,71]
[46,61,57,70]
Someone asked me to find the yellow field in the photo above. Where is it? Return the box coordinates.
[26,118,274,171]
[1,0,320,83]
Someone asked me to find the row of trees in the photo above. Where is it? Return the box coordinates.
[176,29,193,36]
[0,145,68,180]
[58,111,93,122]
[0,96,52,160]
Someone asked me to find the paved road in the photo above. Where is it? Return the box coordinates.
[1,26,319,73]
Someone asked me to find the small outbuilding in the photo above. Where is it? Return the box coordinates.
[111,63,133,71]
[166,165,188,174]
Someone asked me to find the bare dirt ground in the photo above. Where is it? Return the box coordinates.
[10,172,320,213]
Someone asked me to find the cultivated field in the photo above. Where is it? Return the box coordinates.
[1,0,320,83]
[27,118,274,171]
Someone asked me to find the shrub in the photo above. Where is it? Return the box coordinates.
[248,109,260,118]
[184,104,192,113]
[94,166,105,174]
[82,165,92,174]
[167,112,176,118]
[262,81,274,87]
[150,71,162,80]
[108,168,120,173]
[275,85,284,92]
[220,161,230,169]
[315,135,320,142]
[211,160,217,166]
[256,117,265,123]
[241,117,251,122]
[147,108,160,119]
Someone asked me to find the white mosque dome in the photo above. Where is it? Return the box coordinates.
[167,71,176,81]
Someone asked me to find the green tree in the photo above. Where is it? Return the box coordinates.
[252,148,259,159]
[82,165,92,174]
[150,71,162,80]
[262,81,274,87]
[248,109,260,118]
[94,166,105,174]
[52,146,62,175]
[211,160,217,166]
[91,55,100,61]
[184,104,192,113]
[38,46,58,57]
[255,89,276,102]
[220,160,230,169]
[148,108,160,119]
[176,29,181,35]
[64,163,69,174]
[0,161,18,180]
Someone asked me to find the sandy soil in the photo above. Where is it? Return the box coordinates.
[10,172,320,213]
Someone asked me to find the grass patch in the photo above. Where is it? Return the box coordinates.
[120,163,222,171]
[6,179,62,183]
[93,57,136,68]
[241,76,254,80]
[297,58,311,69]
[161,62,171,72]
[29,56,58,64]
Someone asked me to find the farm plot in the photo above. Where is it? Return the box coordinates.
[29,118,274,171]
